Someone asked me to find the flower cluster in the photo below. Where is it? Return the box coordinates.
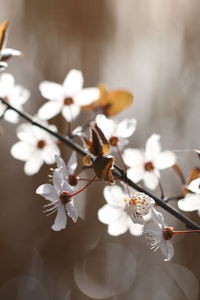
[1,19,200,264]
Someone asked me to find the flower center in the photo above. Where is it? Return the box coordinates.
[162,227,174,240]
[109,136,119,147]
[37,139,46,149]
[64,97,74,106]
[125,192,152,217]
[144,161,154,171]
[60,191,71,205]
[68,174,78,186]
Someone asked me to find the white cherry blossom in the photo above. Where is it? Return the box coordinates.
[123,134,176,190]
[178,178,200,215]
[95,114,136,150]
[36,168,78,231]
[37,69,100,122]
[143,208,174,261]
[98,185,145,236]
[0,73,30,123]
[10,122,60,175]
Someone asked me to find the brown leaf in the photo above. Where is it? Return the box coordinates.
[187,167,200,184]
[0,20,8,51]
[93,155,115,184]
[82,84,133,116]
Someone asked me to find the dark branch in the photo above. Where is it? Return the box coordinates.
[1,98,200,230]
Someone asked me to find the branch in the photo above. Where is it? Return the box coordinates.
[1,98,200,230]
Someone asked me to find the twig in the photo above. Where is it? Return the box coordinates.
[1,98,200,230]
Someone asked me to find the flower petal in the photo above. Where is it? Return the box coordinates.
[123,148,145,168]
[9,85,30,106]
[0,73,15,97]
[63,69,83,96]
[51,205,67,231]
[103,185,126,207]
[67,151,77,174]
[115,118,137,139]
[161,240,174,261]
[178,193,200,212]
[187,178,200,194]
[66,202,78,222]
[128,219,143,236]
[98,204,124,224]
[4,110,19,123]
[95,114,116,139]
[42,144,60,164]
[10,142,34,161]
[143,171,160,190]
[154,151,176,170]
[24,151,44,175]
[39,81,64,101]
[53,168,63,193]
[37,100,63,120]
[61,104,80,122]
[107,212,129,236]
[145,134,161,162]
[36,184,58,201]
[127,166,145,183]
[74,87,100,106]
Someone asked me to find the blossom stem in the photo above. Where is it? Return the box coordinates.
[69,175,96,197]
[1,98,200,230]
[173,230,200,234]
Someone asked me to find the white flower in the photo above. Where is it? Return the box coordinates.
[37,69,100,122]
[143,208,174,261]
[36,168,78,231]
[98,185,144,236]
[0,73,30,123]
[178,178,200,215]
[95,114,136,150]
[10,122,60,175]
[123,134,176,190]
[55,151,78,187]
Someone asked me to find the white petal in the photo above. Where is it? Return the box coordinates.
[107,212,129,236]
[37,100,63,120]
[55,155,69,178]
[187,178,200,194]
[4,110,19,123]
[53,168,63,193]
[51,205,67,231]
[95,114,116,139]
[98,204,124,224]
[128,219,143,236]
[161,240,174,261]
[61,104,80,122]
[127,166,145,183]
[10,142,34,161]
[123,148,145,168]
[9,85,30,106]
[154,151,176,170]
[178,193,200,212]
[16,123,36,143]
[42,144,60,164]
[103,185,126,207]
[0,73,15,97]
[66,202,78,222]
[145,134,161,162]
[67,151,77,174]
[63,69,83,96]
[39,81,64,101]
[143,171,160,190]
[115,118,137,139]
[0,48,21,57]
[74,87,100,105]
[36,184,58,201]
[24,151,44,175]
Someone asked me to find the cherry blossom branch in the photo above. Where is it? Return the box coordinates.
[1,98,200,230]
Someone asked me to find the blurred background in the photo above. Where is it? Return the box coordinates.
[0,0,200,299]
